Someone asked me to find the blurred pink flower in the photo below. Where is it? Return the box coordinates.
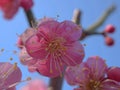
[0,0,33,19]
[24,18,84,77]
[21,79,47,90]
[65,56,120,90]
[0,62,22,90]
[20,0,33,11]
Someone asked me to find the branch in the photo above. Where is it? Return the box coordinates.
[86,4,116,32]
[80,29,108,40]
[72,9,81,25]
[24,9,35,27]
[49,76,64,90]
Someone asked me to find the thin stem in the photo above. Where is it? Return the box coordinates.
[72,9,81,25]
[49,76,64,90]
[86,31,105,36]
[24,9,35,27]
[86,4,116,32]
[80,31,106,40]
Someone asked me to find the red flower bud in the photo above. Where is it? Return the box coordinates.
[105,36,114,46]
[105,24,115,33]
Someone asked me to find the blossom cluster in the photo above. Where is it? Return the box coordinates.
[0,16,118,90]
[0,0,119,90]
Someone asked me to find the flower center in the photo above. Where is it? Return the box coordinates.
[46,37,66,53]
[87,79,101,90]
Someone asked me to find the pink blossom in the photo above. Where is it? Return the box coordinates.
[18,23,64,77]
[24,18,84,77]
[36,58,65,78]
[0,0,33,19]
[21,79,47,90]
[0,62,22,90]
[65,56,120,90]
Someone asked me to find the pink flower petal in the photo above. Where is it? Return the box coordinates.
[37,17,54,26]
[21,86,29,90]
[62,41,84,66]
[65,63,90,85]
[7,87,16,90]
[28,65,38,72]
[107,67,120,82]
[57,21,82,42]
[19,47,41,72]
[101,79,120,90]
[20,28,36,45]
[0,62,22,90]
[21,79,47,90]
[37,58,64,78]
[19,47,38,66]
[36,20,60,41]
[25,35,48,59]
[17,37,24,49]
[86,56,108,80]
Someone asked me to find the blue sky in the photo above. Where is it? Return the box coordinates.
[0,0,120,90]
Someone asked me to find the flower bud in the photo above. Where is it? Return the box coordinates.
[105,36,114,46]
[105,24,115,33]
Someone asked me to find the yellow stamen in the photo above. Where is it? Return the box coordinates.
[50,69,53,73]
[13,63,17,70]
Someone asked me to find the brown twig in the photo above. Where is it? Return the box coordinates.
[49,76,64,90]
[80,31,107,40]
[24,9,35,27]
[72,9,81,25]
[86,4,116,32]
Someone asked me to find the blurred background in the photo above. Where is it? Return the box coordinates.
[0,0,120,90]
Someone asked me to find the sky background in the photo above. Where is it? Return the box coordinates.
[0,0,120,90]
